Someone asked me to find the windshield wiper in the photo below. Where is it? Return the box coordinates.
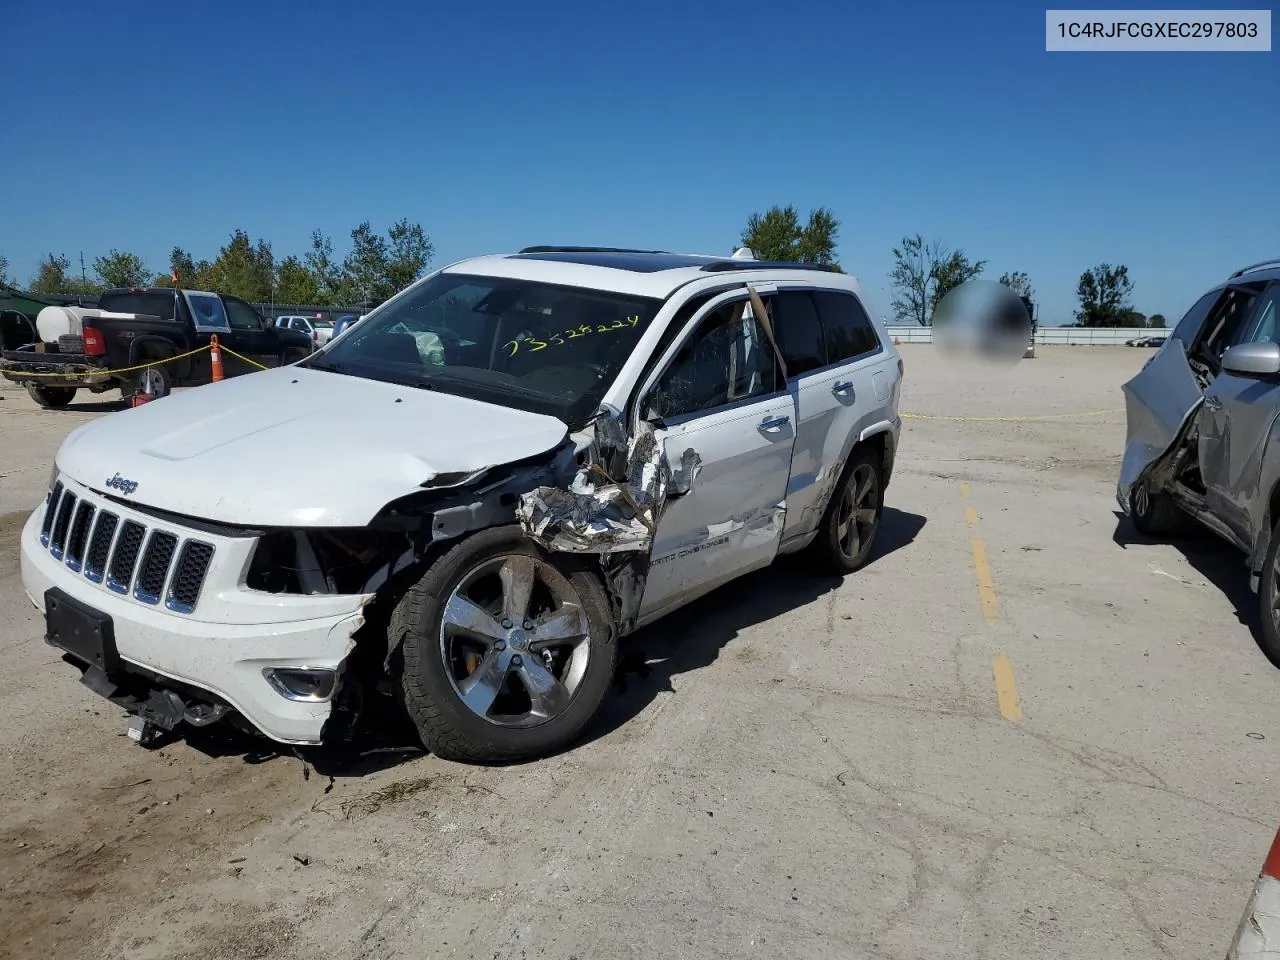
[306,358,348,375]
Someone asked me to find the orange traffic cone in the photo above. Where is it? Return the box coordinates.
[210,334,224,382]
[1226,826,1280,957]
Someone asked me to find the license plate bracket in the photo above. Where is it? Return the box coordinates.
[45,587,120,676]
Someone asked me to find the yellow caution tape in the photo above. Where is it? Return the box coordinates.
[901,409,1122,423]
[216,344,271,370]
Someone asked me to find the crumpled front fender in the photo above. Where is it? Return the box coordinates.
[1117,340,1204,511]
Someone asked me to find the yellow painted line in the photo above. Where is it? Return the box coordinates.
[902,408,1120,423]
[960,482,970,498]
[970,535,999,624]
[964,505,978,525]
[991,654,1023,721]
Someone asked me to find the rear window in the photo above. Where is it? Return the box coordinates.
[97,292,180,320]
[812,290,881,362]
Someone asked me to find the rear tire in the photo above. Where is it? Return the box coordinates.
[1128,479,1184,537]
[26,384,76,408]
[388,526,616,764]
[812,447,884,574]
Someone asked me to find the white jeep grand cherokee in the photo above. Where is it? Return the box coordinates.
[21,246,903,764]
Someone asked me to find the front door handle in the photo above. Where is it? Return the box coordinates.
[759,415,790,431]
[832,380,854,395]
[1204,394,1223,411]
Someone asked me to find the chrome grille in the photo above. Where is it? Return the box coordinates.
[65,502,96,573]
[37,475,217,615]
[135,532,178,604]
[107,521,146,594]
[84,512,118,584]
[49,491,77,560]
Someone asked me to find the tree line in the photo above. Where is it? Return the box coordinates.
[0,219,433,306]
[3,206,1163,328]
[739,205,1166,328]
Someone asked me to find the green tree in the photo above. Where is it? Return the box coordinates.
[930,250,986,313]
[889,235,939,326]
[341,222,390,302]
[385,218,434,293]
[998,271,1034,300]
[1148,313,1167,329]
[30,253,72,295]
[740,205,841,268]
[0,255,10,287]
[94,249,149,289]
[275,255,321,304]
[1118,309,1147,327]
[305,230,346,304]
[204,229,275,300]
[1075,263,1135,327]
[889,235,984,325]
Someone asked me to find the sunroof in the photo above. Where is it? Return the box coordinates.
[507,251,714,273]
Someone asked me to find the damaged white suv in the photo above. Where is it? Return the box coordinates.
[21,246,902,763]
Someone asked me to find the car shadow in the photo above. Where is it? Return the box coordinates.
[579,506,929,748]
[141,507,926,774]
[1110,510,1263,639]
[52,399,128,413]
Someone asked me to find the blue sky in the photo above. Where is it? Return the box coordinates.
[2,0,1276,324]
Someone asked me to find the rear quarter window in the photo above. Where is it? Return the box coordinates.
[812,290,880,362]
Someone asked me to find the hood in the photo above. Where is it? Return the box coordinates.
[56,367,569,527]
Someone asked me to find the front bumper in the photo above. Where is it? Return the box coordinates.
[19,475,371,744]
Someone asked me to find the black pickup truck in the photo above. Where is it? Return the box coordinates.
[0,287,313,408]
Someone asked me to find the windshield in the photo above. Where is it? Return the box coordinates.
[304,272,662,426]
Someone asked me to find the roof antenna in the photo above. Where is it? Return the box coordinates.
[732,247,756,260]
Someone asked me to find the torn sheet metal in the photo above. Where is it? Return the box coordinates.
[1117,339,1205,511]
[516,416,701,556]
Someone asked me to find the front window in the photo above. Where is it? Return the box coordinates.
[305,273,662,426]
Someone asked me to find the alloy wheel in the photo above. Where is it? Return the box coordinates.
[439,555,591,728]
[836,463,879,560]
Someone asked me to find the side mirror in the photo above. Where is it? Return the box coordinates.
[1222,342,1280,378]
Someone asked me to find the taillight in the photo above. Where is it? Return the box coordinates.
[83,326,106,356]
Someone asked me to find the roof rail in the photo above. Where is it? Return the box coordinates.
[1230,258,1280,279]
[700,260,840,274]
[517,245,672,255]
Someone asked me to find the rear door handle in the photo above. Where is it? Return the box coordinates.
[832,380,854,395]
[1204,395,1223,411]
[759,415,790,431]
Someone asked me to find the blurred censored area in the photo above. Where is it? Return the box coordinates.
[932,280,1033,362]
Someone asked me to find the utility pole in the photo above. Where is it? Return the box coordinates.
[79,251,87,287]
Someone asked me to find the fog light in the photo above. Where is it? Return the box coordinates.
[265,667,337,702]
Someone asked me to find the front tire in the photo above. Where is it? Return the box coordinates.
[813,447,884,574]
[388,526,616,764]
[26,384,76,408]
[1128,479,1184,537]
[1257,519,1280,669]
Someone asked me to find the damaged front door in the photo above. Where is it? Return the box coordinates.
[633,291,796,624]
[1199,283,1279,544]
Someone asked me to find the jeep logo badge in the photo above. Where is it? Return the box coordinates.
[105,472,139,496]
